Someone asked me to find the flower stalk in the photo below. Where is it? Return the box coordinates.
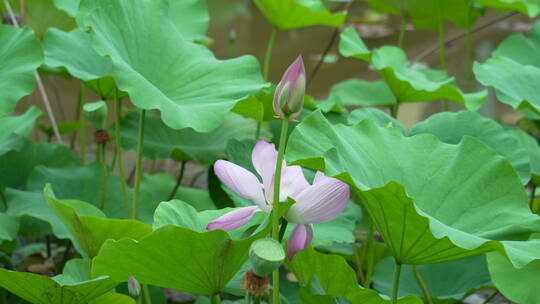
[391,261,402,304]
[271,118,289,304]
[132,110,146,219]
[114,89,131,218]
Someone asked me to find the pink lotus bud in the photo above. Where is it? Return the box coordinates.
[273,55,306,120]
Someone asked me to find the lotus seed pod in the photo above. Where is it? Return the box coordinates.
[249,238,285,277]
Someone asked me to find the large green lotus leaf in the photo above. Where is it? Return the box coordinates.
[120,110,255,164]
[372,255,491,301]
[168,0,209,41]
[253,0,346,29]
[1,0,75,38]
[53,0,80,16]
[0,213,19,243]
[289,249,422,303]
[322,79,396,107]
[509,129,540,184]
[287,111,540,266]
[475,0,540,17]
[360,0,479,30]
[474,22,540,114]
[347,108,405,130]
[0,25,42,116]
[338,26,371,61]
[152,200,204,231]
[0,268,118,304]
[0,139,76,189]
[92,224,268,295]
[42,28,112,81]
[55,0,208,40]
[26,163,127,218]
[372,47,487,110]
[339,28,486,110]
[410,111,531,184]
[487,251,540,304]
[5,189,69,238]
[0,107,42,155]
[44,185,152,257]
[77,0,266,132]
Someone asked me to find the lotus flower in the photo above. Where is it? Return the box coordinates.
[207,140,350,259]
[273,55,306,120]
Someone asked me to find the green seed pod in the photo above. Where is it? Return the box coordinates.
[249,238,285,277]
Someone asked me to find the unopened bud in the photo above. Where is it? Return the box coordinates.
[128,275,141,298]
[249,238,285,277]
[273,55,306,120]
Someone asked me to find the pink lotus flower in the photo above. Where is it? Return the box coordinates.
[207,140,350,259]
[273,55,306,120]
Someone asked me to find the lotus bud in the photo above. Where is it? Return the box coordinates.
[127,275,141,298]
[273,55,306,120]
[249,238,285,277]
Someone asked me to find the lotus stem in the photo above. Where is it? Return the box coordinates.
[364,225,375,288]
[114,89,131,218]
[391,261,402,304]
[168,161,187,200]
[0,187,7,211]
[132,110,146,219]
[211,293,221,304]
[98,143,108,211]
[412,265,433,304]
[398,15,407,49]
[263,27,278,81]
[271,118,289,304]
[390,103,399,119]
[142,284,152,304]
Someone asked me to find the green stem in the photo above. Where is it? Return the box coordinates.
[391,261,402,304]
[114,89,131,218]
[255,122,261,140]
[168,161,186,200]
[70,84,84,149]
[398,15,407,48]
[263,27,278,81]
[271,118,289,304]
[98,143,108,211]
[353,241,366,284]
[465,0,474,92]
[364,225,375,288]
[529,184,536,211]
[211,293,221,304]
[439,13,450,111]
[132,110,146,220]
[142,284,152,304]
[412,265,433,304]
[0,187,7,211]
[390,103,399,119]
[78,85,87,165]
